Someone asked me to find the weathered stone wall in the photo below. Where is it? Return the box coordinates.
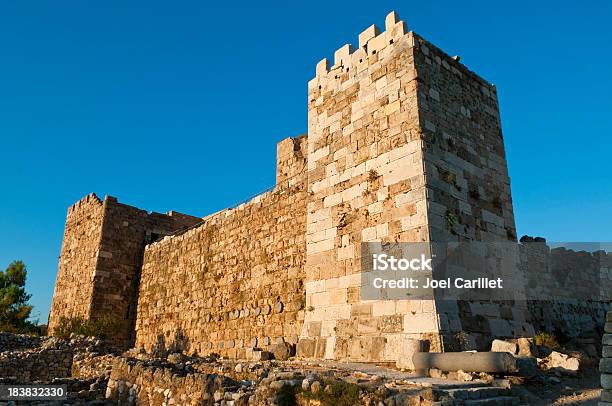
[89,197,201,347]
[522,241,612,338]
[106,357,247,405]
[276,134,307,185]
[0,346,73,382]
[299,12,436,363]
[296,10,529,359]
[410,33,533,349]
[134,138,308,357]
[0,332,42,352]
[601,311,612,404]
[49,193,106,329]
[49,194,201,348]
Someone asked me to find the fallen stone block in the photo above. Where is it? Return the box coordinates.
[248,349,272,362]
[517,338,537,357]
[548,351,579,375]
[491,339,517,354]
[269,342,293,361]
[456,370,474,382]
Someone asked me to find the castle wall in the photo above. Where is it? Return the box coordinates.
[49,195,201,347]
[521,242,612,338]
[90,198,201,347]
[134,138,308,357]
[49,194,106,329]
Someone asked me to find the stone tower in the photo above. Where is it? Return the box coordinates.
[298,11,526,360]
[48,194,200,347]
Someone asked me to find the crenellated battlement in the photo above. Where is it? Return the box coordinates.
[310,12,409,85]
[66,192,103,215]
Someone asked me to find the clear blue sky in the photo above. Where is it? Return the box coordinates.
[1,1,610,322]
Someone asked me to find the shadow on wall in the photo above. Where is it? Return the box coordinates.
[152,328,190,356]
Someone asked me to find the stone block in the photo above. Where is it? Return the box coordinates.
[517,337,537,357]
[395,337,423,370]
[372,301,396,317]
[403,313,438,334]
[316,58,329,76]
[358,24,381,48]
[603,374,612,390]
[602,358,612,374]
[324,336,336,359]
[548,351,580,375]
[603,346,612,359]
[491,339,517,354]
[334,44,354,67]
[296,339,316,358]
[249,350,272,362]
[269,342,293,361]
[385,11,400,31]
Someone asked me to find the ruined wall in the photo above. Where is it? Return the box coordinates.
[521,241,612,338]
[276,134,307,185]
[49,195,201,348]
[134,137,308,357]
[0,347,73,382]
[49,194,106,329]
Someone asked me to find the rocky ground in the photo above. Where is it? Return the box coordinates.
[0,332,604,405]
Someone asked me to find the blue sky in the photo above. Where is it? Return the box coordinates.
[1,1,610,322]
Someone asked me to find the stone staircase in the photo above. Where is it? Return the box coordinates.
[433,383,521,405]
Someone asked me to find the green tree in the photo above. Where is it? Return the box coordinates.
[0,260,34,332]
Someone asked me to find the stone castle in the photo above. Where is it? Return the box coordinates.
[48,12,609,364]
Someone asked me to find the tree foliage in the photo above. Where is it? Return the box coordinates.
[0,260,35,332]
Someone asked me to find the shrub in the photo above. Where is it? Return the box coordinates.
[302,380,361,406]
[535,331,559,349]
[53,314,121,340]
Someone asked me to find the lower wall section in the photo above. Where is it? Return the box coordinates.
[0,348,73,382]
[106,357,243,405]
[529,300,611,339]
[135,179,308,357]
